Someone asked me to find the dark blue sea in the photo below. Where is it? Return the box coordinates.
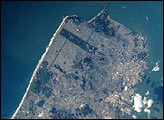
[1,1,163,119]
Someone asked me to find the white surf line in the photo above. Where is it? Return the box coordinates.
[11,16,69,119]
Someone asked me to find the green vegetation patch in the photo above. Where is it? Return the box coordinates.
[37,99,45,107]
[42,86,53,98]
[30,80,41,94]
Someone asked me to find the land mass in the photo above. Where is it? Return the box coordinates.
[12,9,149,119]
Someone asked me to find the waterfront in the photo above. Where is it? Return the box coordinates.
[1,1,163,119]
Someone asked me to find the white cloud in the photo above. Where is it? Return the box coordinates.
[132,93,153,118]
[132,93,143,112]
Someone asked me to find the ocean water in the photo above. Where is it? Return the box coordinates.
[1,1,163,119]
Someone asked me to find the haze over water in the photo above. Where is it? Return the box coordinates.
[1,1,163,119]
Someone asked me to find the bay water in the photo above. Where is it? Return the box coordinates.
[1,1,163,118]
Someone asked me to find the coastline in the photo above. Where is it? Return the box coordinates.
[11,16,69,119]
[11,11,103,118]
[11,11,121,118]
[87,9,121,26]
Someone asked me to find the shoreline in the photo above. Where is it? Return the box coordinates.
[11,12,101,118]
[11,11,118,118]
[11,10,122,119]
[11,16,69,119]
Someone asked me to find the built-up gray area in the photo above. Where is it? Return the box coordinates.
[12,9,149,119]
